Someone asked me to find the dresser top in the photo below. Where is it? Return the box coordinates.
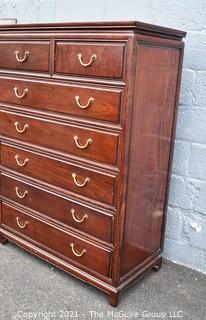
[0,20,186,39]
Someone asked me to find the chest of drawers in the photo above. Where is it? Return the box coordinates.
[0,21,186,306]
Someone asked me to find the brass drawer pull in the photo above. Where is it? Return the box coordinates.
[72,173,90,187]
[14,87,29,99]
[14,121,29,133]
[73,135,92,149]
[16,216,29,229]
[70,208,88,223]
[75,95,94,109]
[70,242,87,257]
[15,155,29,167]
[14,50,29,62]
[15,187,28,199]
[77,53,96,67]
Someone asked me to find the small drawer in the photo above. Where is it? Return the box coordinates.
[0,111,119,165]
[1,203,112,276]
[0,41,50,72]
[1,144,116,206]
[0,77,121,123]
[55,42,125,79]
[1,175,114,243]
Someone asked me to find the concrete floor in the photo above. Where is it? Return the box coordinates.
[0,242,205,320]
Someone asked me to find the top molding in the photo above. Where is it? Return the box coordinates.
[0,20,186,40]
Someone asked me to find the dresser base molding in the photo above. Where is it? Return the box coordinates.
[0,234,8,244]
[0,229,162,307]
[152,257,163,272]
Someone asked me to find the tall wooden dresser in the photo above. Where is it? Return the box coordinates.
[0,21,186,306]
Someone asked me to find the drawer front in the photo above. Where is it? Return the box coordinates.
[1,145,116,206]
[55,42,125,79]
[1,203,112,276]
[0,111,119,165]
[0,77,121,123]
[1,175,113,243]
[0,41,49,72]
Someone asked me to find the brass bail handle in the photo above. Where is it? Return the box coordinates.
[15,155,29,167]
[14,50,30,63]
[70,208,88,223]
[73,135,93,149]
[15,187,28,199]
[77,53,96,67]
[14,121,29,133]
[70,242,87,257]
[72,173,90,187]
[75,96,94,109]
[14,87,29,99]
[16,216,29,229]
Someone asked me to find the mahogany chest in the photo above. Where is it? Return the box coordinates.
[0,21,186,306]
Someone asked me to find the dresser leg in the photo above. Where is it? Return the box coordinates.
[152,257,162,272]
[0,235,8,245]
[109,292,119,307]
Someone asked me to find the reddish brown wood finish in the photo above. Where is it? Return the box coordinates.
[1,202,112,276]
[55,42,125,79]
[0,21,186,39]
[0,77,122,123]
[1,144,116,205]
[121,45,181,275]
[0,111,119,165]
[0,41,50,72]
[0,21,186,306]
[1,174,114,243]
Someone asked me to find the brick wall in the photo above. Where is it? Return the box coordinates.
[0,0,206,273]
[0,0,150,23]
[151,0,206,273]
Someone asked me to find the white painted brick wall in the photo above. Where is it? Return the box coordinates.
[0,0,150,23]
[151,0,206,273]
[0,0,206,273]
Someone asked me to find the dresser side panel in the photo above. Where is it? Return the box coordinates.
[121,41,183,275]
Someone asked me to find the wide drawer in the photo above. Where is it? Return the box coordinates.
[1,202,112,276]
[0,41,49,72]
[0,77,121,123]
[1,174,114,243]
[0,111,119,165]
[1,144,116,206]
[55,42,125,79]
